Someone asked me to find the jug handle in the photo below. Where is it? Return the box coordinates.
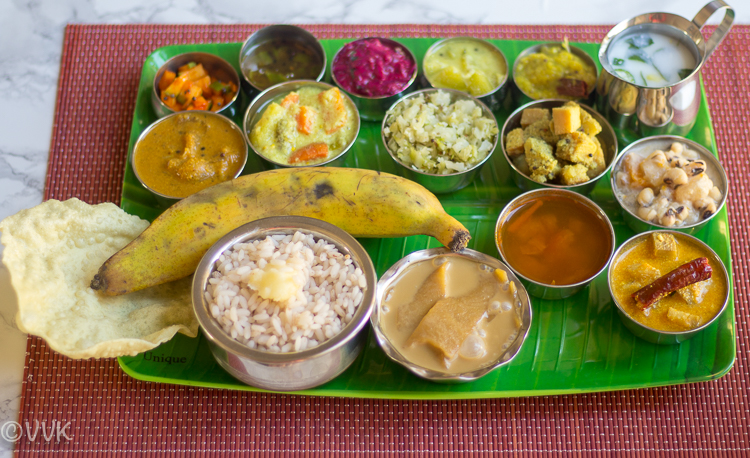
[692,0,735,60]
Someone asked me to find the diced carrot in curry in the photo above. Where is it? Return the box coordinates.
[280,92,300,108]
[193,75,212,94]
[319,88,348,134]
[296,106,318,135]
[159,70,176,92]
[288,142,329,164]
[189,96,210,111]
[158,62,236,112]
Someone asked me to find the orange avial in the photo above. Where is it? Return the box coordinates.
[499,196,611,285]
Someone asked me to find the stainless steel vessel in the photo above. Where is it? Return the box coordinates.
[596,1,734,137]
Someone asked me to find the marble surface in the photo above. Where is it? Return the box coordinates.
[0,0,746,455]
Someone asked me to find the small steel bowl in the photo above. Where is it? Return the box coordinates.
[151,52,241,119]
[331,38,419,121]
[192,216,377,391]
[243,80,360,169]
[608,230,729,345]
[495,188,616,300]
[500,98,618,195]
[610,135,728,234]
[422,37,510,112]
[238,25,326,96]
[371,247,532,383]
[381,88,499,194]
[131,111,248,208]
[512,42,599,107]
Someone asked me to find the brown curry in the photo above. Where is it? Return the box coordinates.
[133,112,246,198]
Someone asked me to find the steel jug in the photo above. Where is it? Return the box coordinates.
[596,1,734,137]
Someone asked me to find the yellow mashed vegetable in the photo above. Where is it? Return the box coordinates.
[514,44,597,100]
[249,87,357,165]
[424,39,507,97]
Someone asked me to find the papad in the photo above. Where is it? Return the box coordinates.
[0,198,198,359]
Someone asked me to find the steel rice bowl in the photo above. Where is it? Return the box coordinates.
[192,216,376,391]
[500,98,618,195]
[371,247,532,383]
[381,88,499,194]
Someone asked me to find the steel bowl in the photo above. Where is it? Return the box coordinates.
[610,135,728,235]
[370,247,532,383]
[331,38,419,122]
[422,36,510,112]
[192,215,377,391]
[381,88,499,194]
[512,42,599,107]
[500,98,618,195]
[131,111,248,208]
[243,80,360,169]
[151,52,241,119]
[495,188,616,300]
[607,230,729,345]
[238,25,326,96]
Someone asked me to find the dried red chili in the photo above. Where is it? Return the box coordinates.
[632,257,712,309]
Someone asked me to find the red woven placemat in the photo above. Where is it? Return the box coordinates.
[16,24,750,456]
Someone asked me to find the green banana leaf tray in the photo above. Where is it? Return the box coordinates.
[118,38,735,400]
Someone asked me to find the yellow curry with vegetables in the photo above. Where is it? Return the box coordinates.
[610,232,727,332]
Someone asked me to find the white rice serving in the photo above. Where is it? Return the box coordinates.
[383,90,498,175]
[206,231,367,353]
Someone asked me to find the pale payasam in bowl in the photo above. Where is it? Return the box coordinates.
[244,81,360,168]
[608,230,729,345]
[371,247,532,383]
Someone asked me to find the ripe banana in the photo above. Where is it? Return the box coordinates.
[92,167,470,295]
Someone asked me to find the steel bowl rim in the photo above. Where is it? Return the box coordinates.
[609,135,729,231]
[151,51,241,117]
[512,42,599,101]
[330,37,419,101]
[606,229,730,336]
[131,111,249,200]
[381,87,500,178]
[370,247,533,382]
[242,80,361,168]
[422,36,509,98]
[238,24,327,93]
[192,215,377,365]
[499,98,619,190]
[494,187,616,291]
